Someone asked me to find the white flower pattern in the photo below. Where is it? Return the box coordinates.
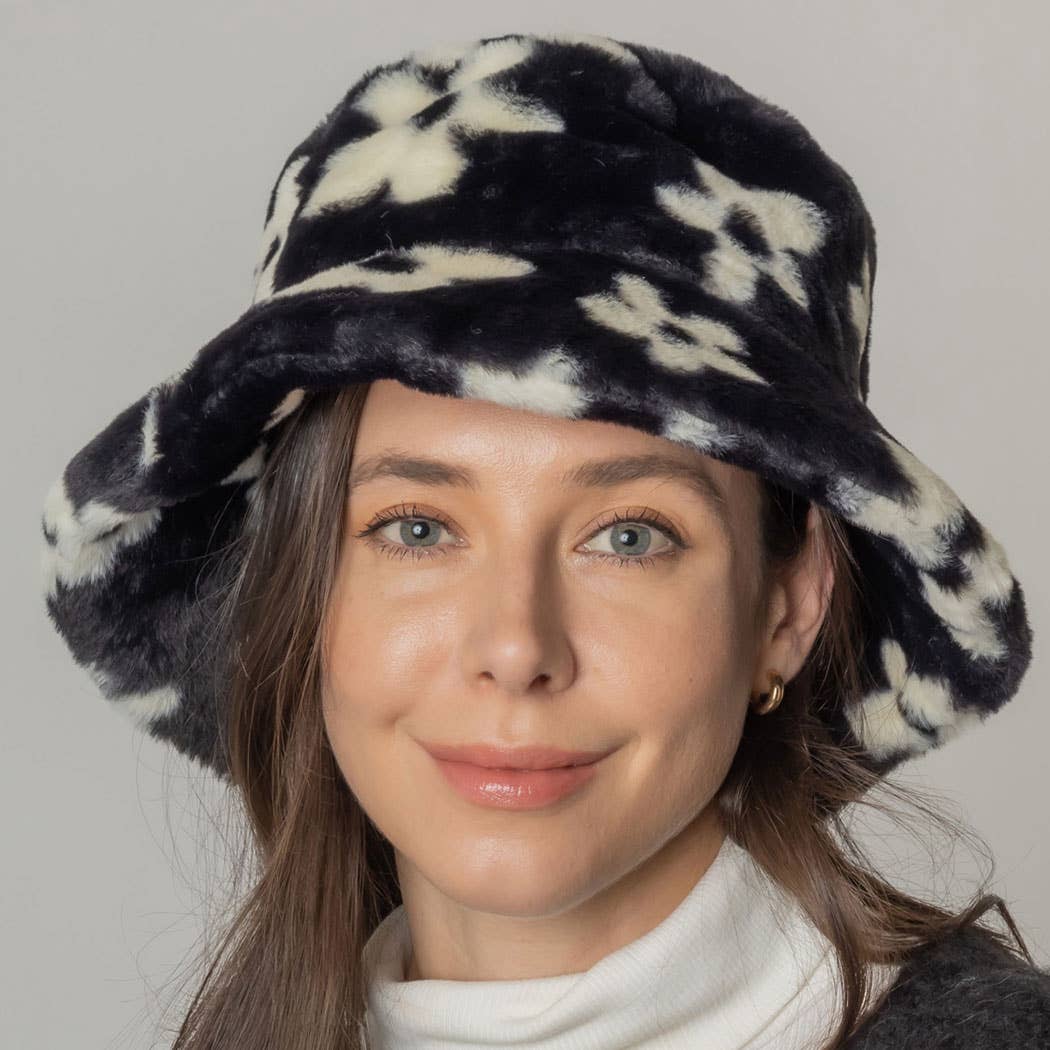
[656,158,830,311]
[578,272,768,384]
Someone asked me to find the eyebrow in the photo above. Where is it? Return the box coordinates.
[347,450,730,523]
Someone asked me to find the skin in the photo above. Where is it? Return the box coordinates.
[322,378,833,983]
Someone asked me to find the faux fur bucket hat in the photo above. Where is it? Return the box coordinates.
[40,31,1033,782]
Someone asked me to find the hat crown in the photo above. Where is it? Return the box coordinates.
[249,32,875,401]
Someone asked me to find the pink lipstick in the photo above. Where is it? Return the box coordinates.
[421,740,613,810]
[431,758,602,809]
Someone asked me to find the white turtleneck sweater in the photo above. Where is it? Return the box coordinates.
[361,834,902,1049]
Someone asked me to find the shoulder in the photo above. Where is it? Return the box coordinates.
[845,923,1050,1049]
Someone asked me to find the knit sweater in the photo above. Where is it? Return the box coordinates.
[362,834,896,1048]
[360,835,1050,1049]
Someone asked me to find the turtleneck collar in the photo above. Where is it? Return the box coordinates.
[361,834,901,1049]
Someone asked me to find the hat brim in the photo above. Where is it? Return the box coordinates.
[40,258,1034,780]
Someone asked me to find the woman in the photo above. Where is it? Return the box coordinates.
[41,31,1048,1049]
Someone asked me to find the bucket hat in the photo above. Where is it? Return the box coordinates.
[40,31,1033,781]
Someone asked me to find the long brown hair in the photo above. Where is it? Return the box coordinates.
[162,383,1035,1049]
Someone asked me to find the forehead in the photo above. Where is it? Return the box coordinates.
[349,380,758,527]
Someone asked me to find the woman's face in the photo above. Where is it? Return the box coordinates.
[322,378,829,979]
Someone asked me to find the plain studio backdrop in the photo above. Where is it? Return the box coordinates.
[4,2,1047,1047]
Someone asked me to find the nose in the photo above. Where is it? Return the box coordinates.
[460,538,572,698]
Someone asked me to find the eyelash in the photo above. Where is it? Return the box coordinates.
[354,502,685,571]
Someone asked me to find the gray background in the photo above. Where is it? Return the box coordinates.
[5,2,1047,1047]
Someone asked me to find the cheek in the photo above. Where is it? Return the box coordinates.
[328,533,461,668]
[323,553,445,717]
[321,562,452,811]
[321,573,390,784]
[590,564,752,790]
[591,548,751,700]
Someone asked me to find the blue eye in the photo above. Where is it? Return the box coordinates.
[356,502,684,570]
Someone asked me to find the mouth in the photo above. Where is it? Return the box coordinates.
[426,749,610,809]
[419,740,614,771]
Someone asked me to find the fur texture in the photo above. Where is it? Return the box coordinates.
[845,925,1050,1048]
[40,32,1034,781]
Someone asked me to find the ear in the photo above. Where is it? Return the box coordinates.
[751,504,835,696]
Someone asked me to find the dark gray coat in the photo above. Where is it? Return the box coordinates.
[846,925,1050,1048]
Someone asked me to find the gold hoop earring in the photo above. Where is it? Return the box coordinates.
[750,672,784,715]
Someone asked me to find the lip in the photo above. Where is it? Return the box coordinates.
[429,755,606,810]
[420,741,614,770]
